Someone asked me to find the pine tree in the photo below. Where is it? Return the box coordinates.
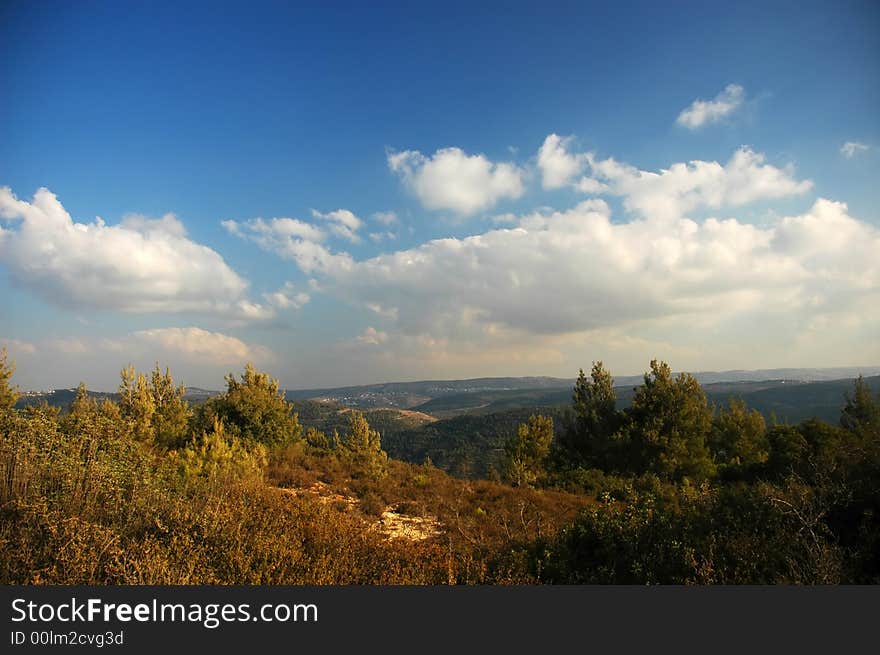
[198,363,301,446]
[0,348,19,414]
[339,411,387,479]
[841,376,880,441]
[558,361,620,470]
[625,360,716,482]
[149,364,192,449]
[118,365,155,442]
[504,414,554,487]
[711,398,768,470]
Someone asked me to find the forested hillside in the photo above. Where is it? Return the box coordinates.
[2,349,878,584]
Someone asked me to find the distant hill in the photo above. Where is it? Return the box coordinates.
[705,376,880,425]
[380,376,880,478]
[15,386,220,411]
[14,373,877,480]
[15,370,878,444]
[283,376,577,409]
[409,375,880,423]
[281,366,880,410]
[16,388,117,409]
[295,400,436,439]
[18,366,878,413]
[381,407,571,478]
[413,388,574,417]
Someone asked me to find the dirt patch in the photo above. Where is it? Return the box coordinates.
[280,481,358,511]
[279,483,443,542]
[376,505,442,542]
[390,409,439,423]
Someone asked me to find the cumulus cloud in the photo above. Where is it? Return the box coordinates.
[676,84,745,129]
[311,209,363,242]
[221,217,324,242]
[132,327,271,365]
[574,177,609,194]
[840,141,869,158]
[0,187,272,321]
[586,146,812,220]
[232,147,843,349]
[186,143,876,375]
[537,134,590,189]
[263,281,310,310]
[223,216,352,275]
[309,197,878,346]
[388,147,526,215]
[533,139,810,219]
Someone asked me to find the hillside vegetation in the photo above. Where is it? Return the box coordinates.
[1,349,878,584]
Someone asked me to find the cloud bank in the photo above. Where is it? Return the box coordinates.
[222,141,877,376]
[0,187,272,321]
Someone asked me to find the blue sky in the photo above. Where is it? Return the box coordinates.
[1,0,878,391]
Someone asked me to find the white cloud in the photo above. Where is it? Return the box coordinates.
[221,217,324,242]
[0,187,273,321]
[537,134,589,189]
[676,84,745,129]
[586,146,812,220]
[372,211,398,225]
[311,209,363,242]
[354,327,389,345]
[388,147,525,215]
[533,139,810,218]
[840,141,869,158]
[205,143,875,376]
[283,197,878,358]
[574,177,609,194]
[132,327,271,365]
[120,213,188,238]
[223,216,352,275]
[263,281,310,310]
[235,147,845,349]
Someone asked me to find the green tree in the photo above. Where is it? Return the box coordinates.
[69,382,97,415]
[117,364,192,447]
[504,414,554,487]
[558,362,620,470]
[339,411,387,479]
[840,376,880,445]
[172,417,267,490]
[118,365,155,442]
[766,424,810,479]
[304,426,331,450]
[60,382,98,435]
[0,347,19,415]
[199,363,302,446]
[711,397,768,472]
[625,360,716,482]
[149,364,192,449]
